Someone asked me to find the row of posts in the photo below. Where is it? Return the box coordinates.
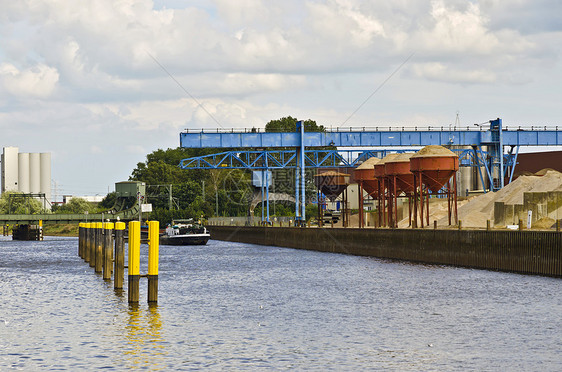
[78,221,159,304]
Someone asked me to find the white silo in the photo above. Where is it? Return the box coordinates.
[29,152,41,194]
[1,146,19,193]
[18,153,30,193]
[40,153,51,202]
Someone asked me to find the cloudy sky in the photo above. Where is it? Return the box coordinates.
[1,0,561,200]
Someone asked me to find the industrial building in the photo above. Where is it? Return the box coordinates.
[1,146,51,204]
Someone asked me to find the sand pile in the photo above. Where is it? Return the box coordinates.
[438,169,562,228]
[387,153,413,163]
[396,198,471,228]
[355,156,381,170]
[532,217,556,230]
[411,145,457,158]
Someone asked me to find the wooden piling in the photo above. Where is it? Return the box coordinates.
[78,223,84,258]
[103,222,114,280]
[89,223,96,267]
[148,221,159,304]
[128,221,140,304]
[114,222,125,290]
[94,222,103,273]
[83,223,90,263]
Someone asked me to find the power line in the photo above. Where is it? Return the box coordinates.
[146,51,225,129]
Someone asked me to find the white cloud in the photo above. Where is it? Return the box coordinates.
[410,62,496,84]
[0,63,59,98]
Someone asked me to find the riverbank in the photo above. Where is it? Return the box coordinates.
[209,226,562,278]
[43,224,79,237]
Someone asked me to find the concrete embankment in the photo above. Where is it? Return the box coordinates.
[209,226,561,277]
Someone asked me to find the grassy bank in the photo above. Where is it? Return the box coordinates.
[43,224,79,237]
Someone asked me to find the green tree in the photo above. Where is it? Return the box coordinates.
[129,147,254,219]
[56,197,97,214]
[265,116,324,132]
[98,192,117,210]
[130,147,208,185]
[0,192,45,214]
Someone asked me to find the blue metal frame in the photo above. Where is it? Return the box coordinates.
[179,149,414,170]
[180,125,562,149]
[180,118,560,221]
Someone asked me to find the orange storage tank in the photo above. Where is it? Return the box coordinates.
[385,153,415,194]
[314,171,350,201]
[410,145,459,192]
[354,157,381,197]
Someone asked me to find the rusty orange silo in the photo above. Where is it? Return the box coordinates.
[410,145,459,227]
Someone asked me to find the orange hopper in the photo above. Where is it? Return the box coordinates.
[410,145,459,227]
[410,146,459,192]
[354,157,381,197]
[373,154,399,227]
[314,171,350,202]
[385,153,415,227]
[384,153,415,194]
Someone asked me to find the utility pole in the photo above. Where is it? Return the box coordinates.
[137,191,142,224]
[168,184,173,210]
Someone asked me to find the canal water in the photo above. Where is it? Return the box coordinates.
[0,236,560,371]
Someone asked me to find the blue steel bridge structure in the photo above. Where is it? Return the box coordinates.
[178,118,562,224]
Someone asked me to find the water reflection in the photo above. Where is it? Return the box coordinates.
[124,304,166,369]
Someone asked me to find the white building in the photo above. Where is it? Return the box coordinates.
[1,147,52,203]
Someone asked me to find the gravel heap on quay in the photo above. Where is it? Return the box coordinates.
[392,169,562,229]
[438,169,562,228]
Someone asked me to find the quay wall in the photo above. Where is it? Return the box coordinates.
[209,226,561,277]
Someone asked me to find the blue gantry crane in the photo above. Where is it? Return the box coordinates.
[179,118,562,223]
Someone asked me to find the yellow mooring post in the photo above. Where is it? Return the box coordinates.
[148,220,159,304]
[89,223,96,267]
[114,222,126,290]
[81,222,87,259]
[83,223,90,263]
[103,222,114,280]
[78,223,84,258]
[95,222,103,273]
[128,221,141,304]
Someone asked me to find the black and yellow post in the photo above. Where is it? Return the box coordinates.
[82,223,87,259]
[114,222,126,290]
[148,220,159,304]
[83,223,90,263]
[128,221,140,304]
[38,219,43,241]
[81,222,87,259]
[88,223,95,267]
[103,222,114,280]
[78,222,84,258]
[95,222,103,273]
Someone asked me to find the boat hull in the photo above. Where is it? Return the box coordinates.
[160,234,210,246]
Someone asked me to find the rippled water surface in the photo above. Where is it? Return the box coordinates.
[1,236,561,370]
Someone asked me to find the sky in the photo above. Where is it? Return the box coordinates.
[1,0,561,201]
